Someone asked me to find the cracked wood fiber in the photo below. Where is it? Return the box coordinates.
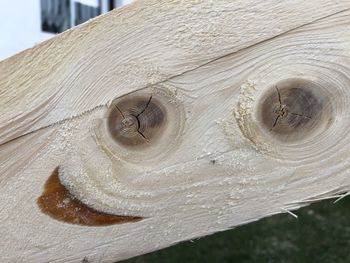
[1,0,350,262]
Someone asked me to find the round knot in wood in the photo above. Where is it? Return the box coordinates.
[259,79,331,142]
[107,95,166,147]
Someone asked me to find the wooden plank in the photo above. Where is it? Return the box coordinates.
[1,1,350,262]
[1,0,349,144]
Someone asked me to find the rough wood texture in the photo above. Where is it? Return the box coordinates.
[1,1,350,262]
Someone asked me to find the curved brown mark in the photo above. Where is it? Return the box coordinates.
[37,167,142,226]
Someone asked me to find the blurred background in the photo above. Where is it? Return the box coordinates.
[0,0,132,61]
[122,199,350,263]
[1,1,350,262]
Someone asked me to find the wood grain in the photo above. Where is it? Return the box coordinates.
[1,0,349,145]
[1,1,350,262]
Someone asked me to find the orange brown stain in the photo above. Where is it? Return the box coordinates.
[37,167,142,226]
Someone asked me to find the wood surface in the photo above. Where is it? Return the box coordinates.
[1,0,350,262]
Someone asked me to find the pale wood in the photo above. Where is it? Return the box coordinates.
[1,0,350,262]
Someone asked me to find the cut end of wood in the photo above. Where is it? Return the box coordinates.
[37,167,142,226]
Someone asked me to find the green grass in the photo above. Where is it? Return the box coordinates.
[121,198,350,263]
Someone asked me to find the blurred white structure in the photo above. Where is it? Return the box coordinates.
[0,0,132,61]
